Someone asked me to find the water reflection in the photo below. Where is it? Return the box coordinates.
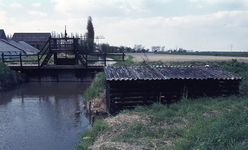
[0,82,91,150]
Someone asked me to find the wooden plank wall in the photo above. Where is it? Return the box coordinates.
[106,79,241,114]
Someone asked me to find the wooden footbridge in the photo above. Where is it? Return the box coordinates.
[1,37,124,82]
[1,37,124,70]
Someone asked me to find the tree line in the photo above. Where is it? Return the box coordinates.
[6,16,148,53]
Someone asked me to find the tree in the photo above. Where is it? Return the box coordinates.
[134,44,145,53]
[119,46,125,53]
[100,43,109,53]
[86,16,95,52]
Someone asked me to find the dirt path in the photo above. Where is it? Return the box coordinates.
[128,53,248,63]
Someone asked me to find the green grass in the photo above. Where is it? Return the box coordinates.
[76,96,248,149]
[84,72,106,101]
[112,55,134,66]
[110,96,248,150]
[174,107,248,150]
[4,55,53,65]
[74,119,109,150]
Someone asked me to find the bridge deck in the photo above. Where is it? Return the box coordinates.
[7,64,105,70]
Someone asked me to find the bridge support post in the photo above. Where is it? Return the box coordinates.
[104,53,106,66]
[122,53,125,61]
[38,55,40,66]
[1,53,4,63]
[86,54,88,68]
[53,39,57,65]
[54,53,57,65]
[19,53,22,67]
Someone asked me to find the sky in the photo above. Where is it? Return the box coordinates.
[0,0,248,51]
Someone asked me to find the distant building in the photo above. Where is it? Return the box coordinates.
[0,29,7,40]
[12,33,51,50]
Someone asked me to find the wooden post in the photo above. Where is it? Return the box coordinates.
[1,53,4,63]
[54,53,57,65]
[104,53,106,66]
[49,37,51,53]
[89,101,91,115]
[38,54,40,66]
[86,54,88,68]
[122,53,125,61]
[91,115,95,125]
[73,37,75,51]
[19,53,22,67]
[106,82,110,115]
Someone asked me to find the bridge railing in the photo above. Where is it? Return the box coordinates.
[86,53,125,67]
[73,40,87,65]
[1,37,125,68]
[1,53,38,67]
[38,36,52,66]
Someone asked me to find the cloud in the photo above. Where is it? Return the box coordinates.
[0,10,7,26]
[50,0,172,17]
[3,0,248,51]
[189,0,199,2]
[27,10,47,17]
[107,10,248,30]
[32,3,41,7]
[9,3,22,8]
[51,0,122,16]
[190,0,248,8]
[96,10,248,49]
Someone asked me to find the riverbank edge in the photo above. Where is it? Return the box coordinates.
[75,59,248,150]
[0,62,27,91]
[83,90,107,115]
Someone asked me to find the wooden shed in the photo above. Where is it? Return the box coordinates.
[104,66,242,114]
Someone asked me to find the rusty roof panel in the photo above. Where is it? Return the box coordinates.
[104,66,242,81]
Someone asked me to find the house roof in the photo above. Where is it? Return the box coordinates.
[12,33,51,42]
[104,66,242,81]
[0,29,7,40]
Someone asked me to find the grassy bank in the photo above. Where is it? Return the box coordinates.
[83,55,134,102]
[75,57,248,150]
[0,62,26,91]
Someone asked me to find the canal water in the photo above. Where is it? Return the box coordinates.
[0,82,91,150]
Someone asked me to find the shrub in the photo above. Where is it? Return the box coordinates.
[0,62,26,89]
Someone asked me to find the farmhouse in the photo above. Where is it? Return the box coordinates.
[104,65,242,114]
[0,29,7,40]
[12,33,51,49]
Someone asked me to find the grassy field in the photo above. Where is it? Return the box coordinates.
[155,52,248,57]
[75,57,248,149]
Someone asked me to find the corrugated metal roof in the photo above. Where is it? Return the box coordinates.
[104,66,243,81]
[0,40,24,52]
[5,40,39,54]
[0,39,39,55]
